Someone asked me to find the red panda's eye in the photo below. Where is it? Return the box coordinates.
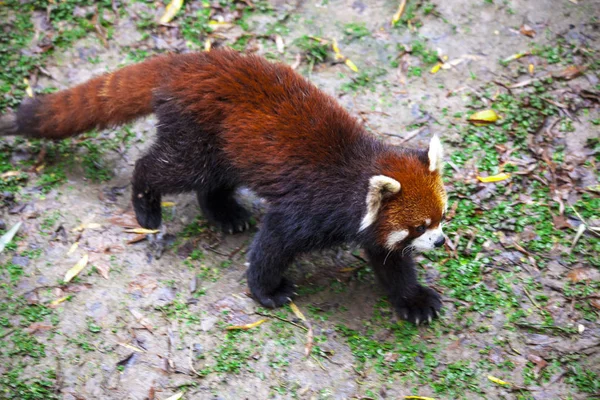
[416,225,426,233]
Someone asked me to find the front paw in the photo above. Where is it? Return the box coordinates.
[395,285,442,325]
[249,278,295,309]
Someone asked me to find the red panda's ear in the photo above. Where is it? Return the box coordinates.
[359,175,401,231]
[427,135,444,173]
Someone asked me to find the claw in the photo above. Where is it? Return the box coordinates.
[228,228,233,234]
[415,317,420,326]
[428,315,432,324]
[245,222,250,230]
[292,292,299,296]
[237,225,243,232]
[286,297,293,303]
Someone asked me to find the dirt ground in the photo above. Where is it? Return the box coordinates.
[0,0,599,399]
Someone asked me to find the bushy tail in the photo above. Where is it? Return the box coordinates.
[0,54,175,139]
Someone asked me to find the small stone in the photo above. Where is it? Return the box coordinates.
[578,324,585,334]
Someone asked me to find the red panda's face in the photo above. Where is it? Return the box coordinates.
[360,136,447,252]
[378,170,447,252]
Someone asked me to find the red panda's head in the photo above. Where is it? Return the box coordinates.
[360,136,447,252]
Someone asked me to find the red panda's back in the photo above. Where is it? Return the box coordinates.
[164,49,371,190]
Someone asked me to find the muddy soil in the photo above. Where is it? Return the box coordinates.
[0,1,599,399]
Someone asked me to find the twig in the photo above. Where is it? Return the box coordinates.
[391,0,408,26]
[254,311,308,331]
[523,287,544,312]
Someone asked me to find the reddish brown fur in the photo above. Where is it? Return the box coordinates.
[377,152,446,244]
[20,55,174,139]
[5,49,447,324]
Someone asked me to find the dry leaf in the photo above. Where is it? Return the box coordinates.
[477,173,511,183]
[159,0,184,24]
[553,65,587,80]
[72,223,102,232]
[125,228,159,234]
[226,319,267,330]
[127,234,148,245]
[519,24,536,37]
[24,78,33,98]
[0,221,22,253]
[128,274,158,296]
[290,302,307,321]
[552,215,572,230]
[64,254,89,283]
[502,52,529,64]
[1,171,21,179]
[204,39,211,52]
[161,201,176,207]
[468,109,499,125]
[130,308,154,332]
[26,322,54,334]
[430,63,442,74]
[118,342,146,353]
[109,213,140,228]
[275,35,285,53]
[67,242,79,255]
[567,268,600,283]
[162,393,183,400]
[528,63,535,75]
[392,0,407,25]
[488,375,510,386]
[404,397,436,400]
[527,354,548,374]
[95,261,110,279]
[345,59,359,72]
[590,299,600,310]
[49,295,71,308]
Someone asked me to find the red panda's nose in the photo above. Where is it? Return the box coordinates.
[434,236,445,248]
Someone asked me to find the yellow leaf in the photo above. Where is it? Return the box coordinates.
[477,173,511,183]
[488,375,510,386]
[24,78,33,98]
[430,63,442,74]
[501,51,529,64]
[49,295,71,307]
[404,397,436,400]
[159,0,184,24]
[162,393,183,400]
[64,254,88,283]
[392,0,407,25]
[290,302,307,322]
[345,59,359,72]
[528,63,535,75]
[204,38,211,52]
[226,319,267,330]
[467,109,499,125]
[72,223,102,232]
[331,39,341,56]
[161,201,176,207]
[124,228,159,234]
[67,242,79,255]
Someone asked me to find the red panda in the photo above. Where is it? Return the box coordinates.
[0,49,447,324]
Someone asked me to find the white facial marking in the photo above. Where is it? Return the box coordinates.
[359,175,401,232]
[425,218,431,226]
[428,135,444,172]
[412,225,444,252]
[385,229,409,249]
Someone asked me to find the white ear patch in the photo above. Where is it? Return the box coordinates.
[385,229,409,249]
[428,135,444,172]
[359,175,401,231]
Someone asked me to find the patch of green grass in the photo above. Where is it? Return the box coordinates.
[200,331,253,375]
[431,361,482,398]
[565,365,600,394]
[0,367,58,400]
[294,35,329,67]
[340,68,387,93]
[343,23,370,40]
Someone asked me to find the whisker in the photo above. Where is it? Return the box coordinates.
[383,250,393,265]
